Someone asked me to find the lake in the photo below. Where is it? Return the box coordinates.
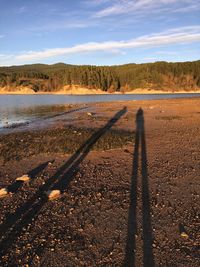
[0,93,199,130]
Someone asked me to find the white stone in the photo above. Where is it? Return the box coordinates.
[45,190,61,200]
[0,188,9,198]
[181,232,189,238]
[16,175,30,182]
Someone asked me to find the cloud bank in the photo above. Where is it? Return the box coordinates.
[0,26,200,65]
[14,26,200,62]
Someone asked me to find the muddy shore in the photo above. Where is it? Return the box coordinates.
[0,98,199,266]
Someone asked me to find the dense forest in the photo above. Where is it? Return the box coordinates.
[0,60,200,92]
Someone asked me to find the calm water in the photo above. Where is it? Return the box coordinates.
[0,93,199,129]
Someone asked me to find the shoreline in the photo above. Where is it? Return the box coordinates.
[1,87,200,95]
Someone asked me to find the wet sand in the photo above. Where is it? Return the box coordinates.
[0,98,200,266]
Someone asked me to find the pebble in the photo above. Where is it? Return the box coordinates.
[181,232,189,238]
[16,174,30,182]
[0,188,9,198]
[96,192,102,198]
[45,190,61,200]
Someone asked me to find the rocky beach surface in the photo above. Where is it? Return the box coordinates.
[0,98,199,266]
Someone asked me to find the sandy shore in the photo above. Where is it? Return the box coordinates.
[0,87,107,95]
[0,97,199,266]
[1,86,200,95]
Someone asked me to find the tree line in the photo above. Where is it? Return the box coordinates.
[0,61,200,92]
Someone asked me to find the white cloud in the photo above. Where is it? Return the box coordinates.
[94,0,200,17]
[155,51,178,55]
[10,26,200,62]
[84,0,112,6]
[142,57,157,61]
[29,21,89,32]
[0,54,15,66]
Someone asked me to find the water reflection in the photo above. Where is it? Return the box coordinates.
[0,104,72,129]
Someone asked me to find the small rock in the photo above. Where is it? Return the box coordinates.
[87,112,92,116]
[181,232,189,238]
[45,190,61,200]
[16,174,30,182]
[15,248,20,254]
[179,223,189,238]
[0,188,9,198]
[96,192,102,198]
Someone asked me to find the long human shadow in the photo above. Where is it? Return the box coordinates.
[124,108,155,267]
[0,107,127,261]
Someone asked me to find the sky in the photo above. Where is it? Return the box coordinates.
[0,0,200,66]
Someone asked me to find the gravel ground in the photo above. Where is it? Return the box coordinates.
[0,98,200,266]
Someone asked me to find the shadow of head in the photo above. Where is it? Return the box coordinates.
[136,108,144,127]
[137,107,143,117]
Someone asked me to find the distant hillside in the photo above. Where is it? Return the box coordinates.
[0,61,200,93]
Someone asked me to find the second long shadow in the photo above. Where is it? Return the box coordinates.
[124,108,155,267]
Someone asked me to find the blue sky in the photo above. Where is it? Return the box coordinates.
[0,0,200,66]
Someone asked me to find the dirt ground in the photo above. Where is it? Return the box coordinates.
[0,98,200,266]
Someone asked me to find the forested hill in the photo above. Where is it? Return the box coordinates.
[0,61,200,92]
